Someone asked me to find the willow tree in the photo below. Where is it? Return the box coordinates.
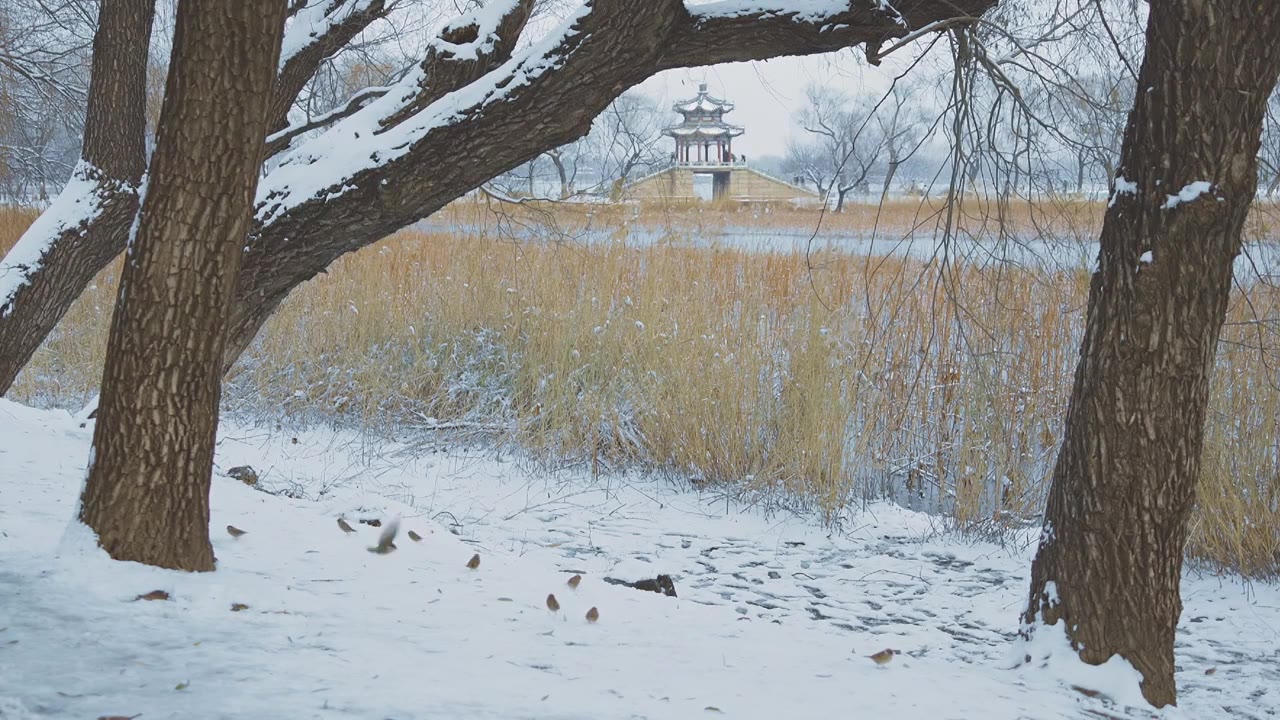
[0,0,153,392]
[1023,0,1280,707]
[79,0,288,570]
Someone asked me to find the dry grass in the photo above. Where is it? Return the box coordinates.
[439,194,1280,245]
[3,202,1278,576]
[438,194,1109,243]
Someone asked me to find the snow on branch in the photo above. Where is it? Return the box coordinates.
[264,84,393,158]
[257,0,563,223]
[279,0,384,69]
[436,0,527,60]
[661,0,992,69]
[687,0,860,23]
[254,0,990,236]
[270,0,390,133]
[0,163,117,315]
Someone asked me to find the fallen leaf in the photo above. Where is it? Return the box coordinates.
[1070,685,1101,699]
[230,603,249,612]
[174,681,189,691]
[135,590,169,602]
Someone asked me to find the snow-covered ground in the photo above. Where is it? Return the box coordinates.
[1,399,1277,719]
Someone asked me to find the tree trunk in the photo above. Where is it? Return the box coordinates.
[881,158,899,200]
[548,151,571,199]
[79,0,288,571]
[0,0,154,395]
[1023,1,1280,708]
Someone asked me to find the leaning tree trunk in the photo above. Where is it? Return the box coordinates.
[0,0,153,395]
[1024,1,1280,708]
[881,157,899,200]
[80,0,288,571]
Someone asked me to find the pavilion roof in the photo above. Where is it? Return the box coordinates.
[663,121,744,138]
[672,83,735,115]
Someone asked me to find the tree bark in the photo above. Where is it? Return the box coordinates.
[79,0,288,571]
[0,0,154,394]
[268,0,388,135]
[1023,1,1280,708]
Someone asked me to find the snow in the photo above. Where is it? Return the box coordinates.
[0,162,111,316]
[438,0,525,60]
[1108,175,1137,208]
[2,400,1278,717]
[1013,622,1151,710]
[257,3,591,225]
[279,0,381,70]
[686,0,854,23]
[1163,181,1213,210]
[667,125,743,137]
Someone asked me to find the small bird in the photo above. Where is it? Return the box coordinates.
[466,553,481,569]
[337,518,356,534]
[226,525,246,538]
[546,593,560,612]
[567,574,582,589]
[407,530,423,542]
[603,574,677,597]
[868,649,898,666]
[585,606,599,623]
[368,519,399,554]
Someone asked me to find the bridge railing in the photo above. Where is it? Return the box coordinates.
[670,159,749,169]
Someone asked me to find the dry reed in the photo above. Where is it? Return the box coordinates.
[2,201,1277,576]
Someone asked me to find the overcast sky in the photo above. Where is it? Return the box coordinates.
[634,49,936,159]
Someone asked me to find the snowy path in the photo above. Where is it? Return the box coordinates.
[1,400,1277,719]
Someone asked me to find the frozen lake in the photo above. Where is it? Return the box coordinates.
[417,220,1280,282]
